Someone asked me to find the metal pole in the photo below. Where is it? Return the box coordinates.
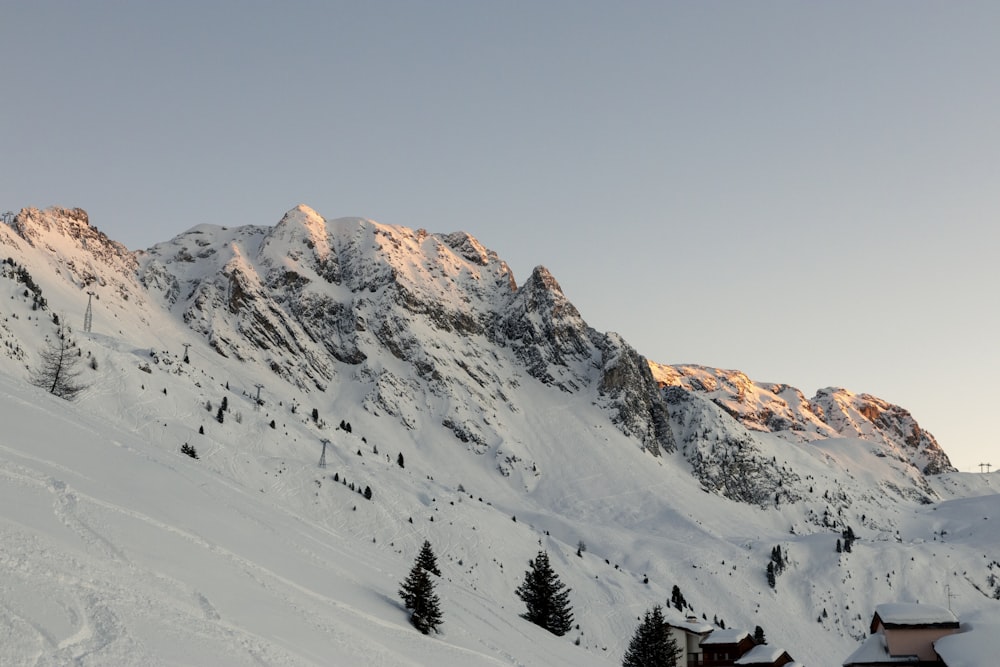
[84,291,95,332]
[319,439,329,468]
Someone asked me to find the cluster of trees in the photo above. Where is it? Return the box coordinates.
[399,544,577,639]
[766,544,787,588]
[399,543,703,667]
[837,526,857,553]
[669,584,687,612]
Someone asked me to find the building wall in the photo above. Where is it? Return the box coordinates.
[884,627,960,661]
[668,627,704,664]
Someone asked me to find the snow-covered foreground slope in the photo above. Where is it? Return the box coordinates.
[0,371,619,666]
[2,206,999,666]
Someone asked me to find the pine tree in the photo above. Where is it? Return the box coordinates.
[399,551,443,634]
[670,584,687,612]
[397,452,405,468]
[515,551,574,636]
[766,561,776,589]
[754,624,767,645]
[622,604,680,667]
[416,539,441,576]
[29,325,87,401]
[216,405,225,423]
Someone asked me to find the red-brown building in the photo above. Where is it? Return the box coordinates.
[700,628,755,666]
[666,616,799,667]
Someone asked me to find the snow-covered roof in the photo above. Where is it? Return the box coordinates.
[873,602,958,628]
[934,624,1000,667]
[735,644,790,664]
[666,618,715,634]
[701,628,751,645]
[842,633,919,665]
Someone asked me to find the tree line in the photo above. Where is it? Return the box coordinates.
[399,540,682,666]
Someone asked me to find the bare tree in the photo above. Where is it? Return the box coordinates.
[30,325,87,400]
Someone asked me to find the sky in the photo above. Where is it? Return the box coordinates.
[3,2,999,472]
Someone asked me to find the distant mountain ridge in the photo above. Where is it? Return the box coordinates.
[1,205,951,482]
[651,363,953,475]
[130,204,674,456]
[0,204,986,667]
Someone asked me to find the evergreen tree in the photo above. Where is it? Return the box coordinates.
[216,405,225,424]
[670,584,687,612]
[29,325,87,400]
[622,604,680,667]
[397,452,405,468]
[766,561,776,589]
[754,624,767,645]
[399,552,443,634]
[416,539,441,576]
[515,551,574,636]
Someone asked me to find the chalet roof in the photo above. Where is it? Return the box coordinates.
[735,644,792,665]
[871,603,959,632]
[701,628,751,646]
[934,623,1000,667]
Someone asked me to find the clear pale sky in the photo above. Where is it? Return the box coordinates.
[3,2,998,472]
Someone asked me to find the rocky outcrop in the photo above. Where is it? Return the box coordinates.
[5,207,141,304]
[652,364,954,475]
[812,388,953,475]
[133,206,673,454]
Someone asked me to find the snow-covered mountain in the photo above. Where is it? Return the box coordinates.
[1,205,997,666]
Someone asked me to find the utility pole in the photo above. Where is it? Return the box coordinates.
[254,383,264,410]
[980,463,992,473]
[319,438,329,468]
[83,291,95,333]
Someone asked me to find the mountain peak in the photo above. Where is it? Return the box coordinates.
[3,206,138,292]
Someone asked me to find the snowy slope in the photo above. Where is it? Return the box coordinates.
[1,206,999,666]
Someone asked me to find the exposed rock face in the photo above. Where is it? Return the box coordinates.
[4,207,141,304]
[812,388,953,475]
[3,204,953,515]
[664,385,804,508]
[651,364,954,475]
[134,205,674,454]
